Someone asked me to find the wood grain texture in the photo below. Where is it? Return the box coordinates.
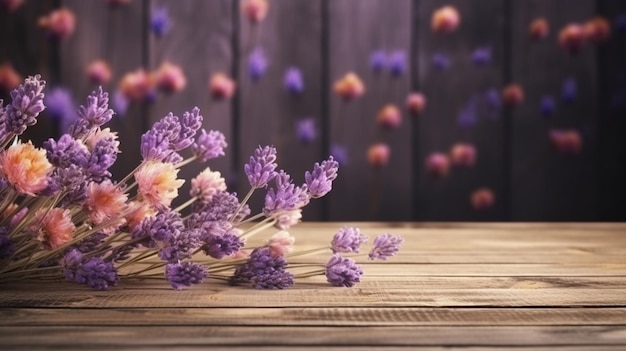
[238,0,325,220]
[327,0,413,221]
[510,0,598,220]
[415,0,507,221]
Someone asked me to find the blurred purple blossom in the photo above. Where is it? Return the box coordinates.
[457,96,478,129]
[369,49,386,72]
[483,88,502,120]
[540,95,556,118]
[248,47,268,81]
[471,46,492,66]
[432,53,451,70]
[295,117,316,143]
[561,77,577,104]
[284,67,304,94]
[44,86,77,132]
[150,6,170,37]
[112,89,129,116]
[614,13,626,33]
[389,50,406,77]
[330,144,348,166]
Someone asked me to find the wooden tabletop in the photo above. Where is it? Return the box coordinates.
[1,222,625,350]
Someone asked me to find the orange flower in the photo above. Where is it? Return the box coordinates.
[367,143,391,168]
[155,61,187,94]
[583,17,611,44]
[135,160,185,209]
[31,208,75,250]
[333,72,365,100]
[449,142,477,167]
[558,23,586,54]
[242,0,268,23]
[0,141,53,195]
[38,7,76,40]
[431,5,460,34]
[86,60,112,85]
[376,104,402,129]
[209,72,236,100]
[119,68,155,101]
[85,180,128,226]
[190,167,226,203]
[529,17,549,39]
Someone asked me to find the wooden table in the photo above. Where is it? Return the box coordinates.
[1,222,625,350]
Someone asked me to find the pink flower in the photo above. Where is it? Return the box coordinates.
[367,143,391,168]
[155,61,187,94]
[86,60,112,85]
[190,167,226,203]
[0,63,21,93]
[0,141,53,195]
[38,8,76,40]
[502,84,524,107]
[549,129,583,155]
[125,201,156,231]
[449,142,477,167]
[31,208,75,250]
[583,17,611,44]
[209,73,236,100]
[119,68,155,101]
[406,92,426,116]
[425,152,450,178]
[266,231,295,257]
[85,180,128,226]
[471,188,495,210]
[241,0,268,24]
[274,209,302,230]
[529,18,549,39]
[431,5,460,34]
[376,104,402,129]
[135,160,185,209]
[85,128,119,153]
[333,72,365,101]
[558,23,587,54]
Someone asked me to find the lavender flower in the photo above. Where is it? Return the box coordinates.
[330,227,368,254]
[325,255,363,287]
[369,50,386,72]
[192,129,227,162]
[561,77,577,104]
[188,191,241,224]
[174,107,203,151]
[165,262,208,290]
[263,170,310,216]
[150,6,170,37]
[389,50,406,77]
[540,95,556,118]
[457,96,478,129]
[244,145,278,188]
[44,133,90,169]
[63,249,118,290]
[2,75,46,137]
[112,89,129,116]
[284,67,304,94]
[132,210,184,247]
[85,136,119,180]
[200,227,244,259]
[159,229,202,263]
[44,86,77,132]
[74,231,108,254]
[141,129,179,163]
[471,47,492,66]
[230,247,294,289]
[69,87,114,139]
[248,47,268,81]
[330,144,348,166]
[432,53,451,70]
[368,233,403,260]
[305,156,339,198]
[47,164,87,197]
[484,88,502,120]
[295,117,316,143]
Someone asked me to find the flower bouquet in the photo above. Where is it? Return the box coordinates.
[0,75,402,290]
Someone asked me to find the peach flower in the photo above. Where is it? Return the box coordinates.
[583,17,611,44]
[209,72,236,100]
[449,142,477,167]
[190,167,226,203]
[333,72,365,101]
[119,68,155,101]
[425,152,450,178]
[31,208,75,250]
[406,92,426,116]
[558,23,586,54]
[431,5,460,34]
[529,18,549,39]
[471,188,495,210]
[502,84,524,107]
[85,128,120,152]
[0,63,21,93]
[0,142,53,195]
[38,8,76,40]
[135,160,185,209]
[85,180,128,226]
[274,209,302,230]
[242,0,268,24]
[155,61,187,94]
[125,201,156,231]
[86,60,112,85]
[266,231,295,257]
[367,143,391,168]
[376,104,402,129]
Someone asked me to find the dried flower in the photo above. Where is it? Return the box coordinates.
[231,247,294,289]
[376,104,402,129]
[150,6,170,37]
[561,77,577,104]
[406,92,426,116]
[244,145,278,188]
[0,141,53,195]
[192,129,227,162]
[0,63,21,93]
[368,233,403,260]
[369,50,386,72]
[155,62,186,94]
[274,209,302,230]
[471,187,495,210]
[425,152,450,178]
[85,179,128,226]
[190,167,227,203]
[471,47,492,66]
[165,262,208,290]
[135,160,185,209]
[330,227,368,254]
[333,72,365,100]
[558,23,587,54]
[431,53,451,70]
[242,0,269,24]
[449,143,476,167]
[201,226,244,259]
[431,5,460,34]
[38,8,76,40]
[86,60,112,85]
[263,170,310,216]
[0,0,23,12]
[63,250,119,290]
[325,255,362,287]
[267,231,295,257]
[502,84,524,107]
[44,87,77,131]
[2,75,46,138]
[549,129,583,155]
[367,143,391,168]
[119,69,155,101]
[31,208,76,250]
[583,17,611,44]
[529,17,549,39]
[388,50,406,77]
[540,95,556,118]
[305,156,338,198]
[209,73,236,100]
[330,144,348,166]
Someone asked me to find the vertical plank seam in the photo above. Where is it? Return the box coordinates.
[320,0,330,221]
[231,0,241,184]
[594,0,604,220]
[502,0,513,221]
[141,0,151,134]
[410,0,420,221]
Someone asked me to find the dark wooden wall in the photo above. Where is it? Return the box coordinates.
[1,0,625,222]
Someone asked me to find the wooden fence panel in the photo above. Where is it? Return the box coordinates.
[510,0,598,221]
[237,0,325,221]
[327,0,413,221]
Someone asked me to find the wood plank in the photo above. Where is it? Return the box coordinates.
[148,0,234,208]
[2,347,624,351]
[3,307,625,327]
[510,0,598,220]
[327,0,413,221]
[237,0,325,220]
[415,0,507,221]
[60,0,147,181]
[1,325,625,347]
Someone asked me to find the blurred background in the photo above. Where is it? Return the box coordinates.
[1,0,625,222]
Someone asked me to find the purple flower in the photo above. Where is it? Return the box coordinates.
[150,6,170,37]
[432,53,451,70]
[141,111,201,163]
[368,233,403,260]
[561,77,577,104]
[188,191,242,224]
[85,136,119,180]
[69,87,114,139]
[457,96,478,129]
[330,144,348,166]
[200,227,244,259]
[192,129,227,162]
[325,255,363,287]
[132,210,184,248]
[369,50,386,72]
[140,129,174,162]
[471,47,492,66]
[389,50,406,77]
[540,95,556,118]
[263,170,310,216]
[2,75,46,137]
[244,145,278,188]
[295,117,316,143]
[44,86,77,132]
[330,227,368,254]
[44,133,90,169]
[165,262,208,290]
[284,67,304,94]
[230,247,294,289]
[48,164,87,198]
[305,156,339,198]
[74,231,108,254]
[63,249,119,290]
[248,47,268,81]
[175,107,203,150]
[484,88,502,120]
[112,89,129,116]
[159,229,202,263]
